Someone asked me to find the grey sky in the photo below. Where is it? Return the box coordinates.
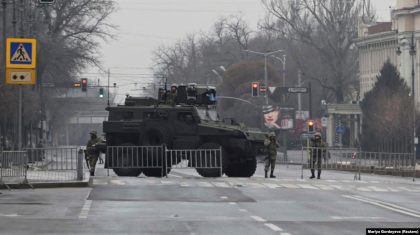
[86,0,397,99]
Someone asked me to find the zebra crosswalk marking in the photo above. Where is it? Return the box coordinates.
[246,183,267,188]
[212,182,231,188]
[315,185,334,190]
[262,183,283,188]
[366,186,388,192]
[297,184,319,189]
[109,180,125,185]
[279,184,300,189]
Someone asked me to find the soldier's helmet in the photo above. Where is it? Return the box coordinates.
[40,139,44,143]
[171,83,177,88]
[90,129,97,135]
[269,132,276,137]
[314,132,322,138]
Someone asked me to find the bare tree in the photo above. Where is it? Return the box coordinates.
[260,0,376,103]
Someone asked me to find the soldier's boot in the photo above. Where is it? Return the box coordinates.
[317,170,321,179]
[90,170,94,177]
[265,170,268,178]
[309,170,315,179]
[270,170,276,178]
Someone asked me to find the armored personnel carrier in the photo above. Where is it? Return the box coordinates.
[99,83,267,178]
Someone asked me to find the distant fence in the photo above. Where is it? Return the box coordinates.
[301,147,417,181]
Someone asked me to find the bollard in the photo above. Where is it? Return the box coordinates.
[77,149,84,180]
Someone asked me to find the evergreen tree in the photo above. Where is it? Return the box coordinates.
[361,59,412,151]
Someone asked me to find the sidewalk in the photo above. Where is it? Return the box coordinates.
[0,169,90,189]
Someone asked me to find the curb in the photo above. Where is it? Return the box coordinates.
[0,180,89,189]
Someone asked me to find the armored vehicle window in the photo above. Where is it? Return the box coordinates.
[177,112,193,123]
[115,111,133,120]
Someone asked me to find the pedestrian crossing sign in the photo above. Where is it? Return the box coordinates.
[6,38,37,68]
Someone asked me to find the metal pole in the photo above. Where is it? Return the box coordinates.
[282,57,287,162]
[411,34,416,164]
[18,85,22,149]
[309,82,312,119]
[108,68,110,107]
[298,70,302,116]
[264,54,268,105]
[2,0,7,149]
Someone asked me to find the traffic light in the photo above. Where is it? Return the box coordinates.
[39,0,56,4]
[99,88,104,98]
[81,78,87,92]
[74,82,81,87]
[307,120,314,133]
[252,82,259,97]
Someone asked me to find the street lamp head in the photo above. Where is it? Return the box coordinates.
[396,47,402,56]
[410,49,416,56]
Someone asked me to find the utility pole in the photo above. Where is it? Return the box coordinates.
[2,0,7,149]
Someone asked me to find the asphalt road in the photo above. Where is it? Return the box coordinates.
[0,163,419,235]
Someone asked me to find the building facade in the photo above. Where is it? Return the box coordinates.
[355,0,420,103]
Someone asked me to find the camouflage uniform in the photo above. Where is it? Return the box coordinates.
[309,132,327,179]
[86,129,102,176]
[264,132,280,178]
[162,83,178,105]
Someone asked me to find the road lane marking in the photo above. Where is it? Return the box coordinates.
[280,233,291,235]
[343,195,420,218]
[229,202,236,205]
[239,209,247,212]
[340,180,352,183]
[281,179,295,182]
[264,223,283,231]
[220,196,228,199]
[325,180,338,182]
[160,181,177,185]
[0,214,20,217]
[168,174,182,178]
[250,216,266,222]
[331,216,381,219]
[386,187,400,192]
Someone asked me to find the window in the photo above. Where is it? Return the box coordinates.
[177,112,193,123]
[115,111,133,120]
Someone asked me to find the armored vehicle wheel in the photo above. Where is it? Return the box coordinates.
[139,123,172,148]
[196,143,228,178]
[111,143,143,177]
[142,168,171,177]
[113,168,143,177]
[225,157,257,177]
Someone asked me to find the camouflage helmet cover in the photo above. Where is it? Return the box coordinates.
[269,132,276,137]
[90,129,97,135]
[314,132,322,138]
[171,83,177,87]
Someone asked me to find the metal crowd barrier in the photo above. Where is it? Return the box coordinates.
[24,147,80,170]
[356,152,416,181]
[301,147,417,181]
[301,147,359,180]
[106,145,165,177]
[105,145,223,178]
[0,151,34,190]
[165,146,223,176]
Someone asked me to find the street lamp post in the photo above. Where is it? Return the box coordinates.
[244,49,283,104]
[396,33,416,162]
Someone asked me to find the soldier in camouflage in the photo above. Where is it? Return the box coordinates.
[309,132,327,179]
[162,83,178,105]
[86,129,102,176]
[264,132,280,178]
